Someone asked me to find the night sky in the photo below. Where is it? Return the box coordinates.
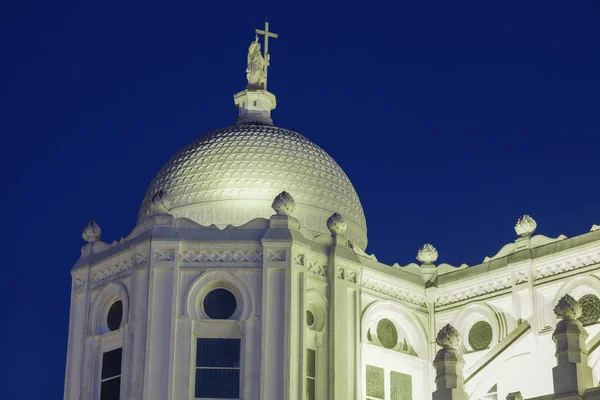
[2,1,599,398]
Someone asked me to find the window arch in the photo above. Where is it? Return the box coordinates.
[88,282,129,336]
[452,303,507,354]
[185,271,253,321]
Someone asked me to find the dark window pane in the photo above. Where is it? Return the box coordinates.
[102,348,122,379]
[196,339,240,368]
[101,377,120,400]
[366,365,384,399]
[195,368,239,398]
[390,371,412,400]
[377,318,398,349]
[306,349,316,378]
[306,378,315,400]
[107,301,123,331]
[203,289,237,319]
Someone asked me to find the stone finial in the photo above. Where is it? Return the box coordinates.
[327,212,347,236]
[82,220,101,243]
[417,243,438,264]
[436,324,460,349]
[515,214,537,237]
[506,392,523,400]
[150,190,172,214]
[554,294,582,320]
[271,191,296,215]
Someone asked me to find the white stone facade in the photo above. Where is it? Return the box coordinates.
[64,43,600,399]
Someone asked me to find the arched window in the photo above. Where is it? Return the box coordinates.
[107,300,123,331]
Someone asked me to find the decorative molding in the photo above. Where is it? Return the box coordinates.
[534,252,600,280]
[91,258,133,284]
[362,276,426,307]
[73,277,86,291]
[515,270,529,284]
[180,249,263,263]
[135,253,148,265]
[308,261,327,277]
[266,249,286,262]
[155,248,175,262]
[294,253,305,266]
[337,268,344,280]
[436,276,512,307]
[347,270,357,283]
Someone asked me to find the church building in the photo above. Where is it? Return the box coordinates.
[64,24,600,400]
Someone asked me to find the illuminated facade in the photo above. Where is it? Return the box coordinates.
[64,27,600,400]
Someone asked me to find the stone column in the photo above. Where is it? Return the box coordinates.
[552,294,593,399]
[432,324,468,400]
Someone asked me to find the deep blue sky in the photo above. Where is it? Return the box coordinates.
[1,1,599,398]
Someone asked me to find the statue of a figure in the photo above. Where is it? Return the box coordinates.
[246,36,266,89]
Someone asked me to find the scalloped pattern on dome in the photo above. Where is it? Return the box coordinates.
[139,125,368,249]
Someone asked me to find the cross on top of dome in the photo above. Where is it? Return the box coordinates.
[234,22,279,126]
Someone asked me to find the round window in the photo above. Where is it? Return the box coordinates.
[579,294,600,326]
[306,310,315,327]
[203,288,237,319]
[107,300,123,331]
[468,321,493,351]
[376,318,398,349]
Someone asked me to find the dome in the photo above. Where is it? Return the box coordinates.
[138,124,368,249]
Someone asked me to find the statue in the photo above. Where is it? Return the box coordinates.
[246,36,266,89]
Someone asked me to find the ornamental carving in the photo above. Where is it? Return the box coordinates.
[417,243,438,264]
[180,249,262,263]
[150,190,171,214]
[155,249,175,262]
[436,276,512,307]
[514,215,537,237]
[82,220,101,243]
[91,258,133,284]
[266,249,286,262]
[468,320,493,351]
[436,324,460,349]
[362,277,427,307]
[327,212,347,236]
[271,191,296,216]
[534,252,600,280]
[578,294,600,326]
[554,294,581,320]
[293,253,305,266]
[307,261,327,277]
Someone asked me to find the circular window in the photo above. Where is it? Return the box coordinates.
[306,310,315,327]
[579,294,600,326]
[203,288,237,319]
[107,300,123,331]
[468,321,493,351]
[376,318,398,349]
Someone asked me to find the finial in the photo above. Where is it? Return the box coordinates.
[417,243,438,264]
[436,324,460,349]
[327,213,347,236]
[554,294,582,321]
[82,220,101,243]
[515,215,537,237]
[150,190,172,214]
[271,191,296,215]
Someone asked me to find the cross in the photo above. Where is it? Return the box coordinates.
[255,21,278,90]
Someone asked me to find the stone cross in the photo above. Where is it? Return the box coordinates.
[255,21,278,90]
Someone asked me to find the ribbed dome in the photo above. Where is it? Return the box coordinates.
[139,124,367,249]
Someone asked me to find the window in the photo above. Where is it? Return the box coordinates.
[195,338,240,399]
[377,319,398,349]
[101,348,122,400]
[306,349,316,400]
[107,300,123,331]
[468,321,493,351]
[203,289,237,320]
[579,294,600,326]
[390,371,412,400]
[366,365,384,400]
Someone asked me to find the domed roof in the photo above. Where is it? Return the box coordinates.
[138,124,368,249]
